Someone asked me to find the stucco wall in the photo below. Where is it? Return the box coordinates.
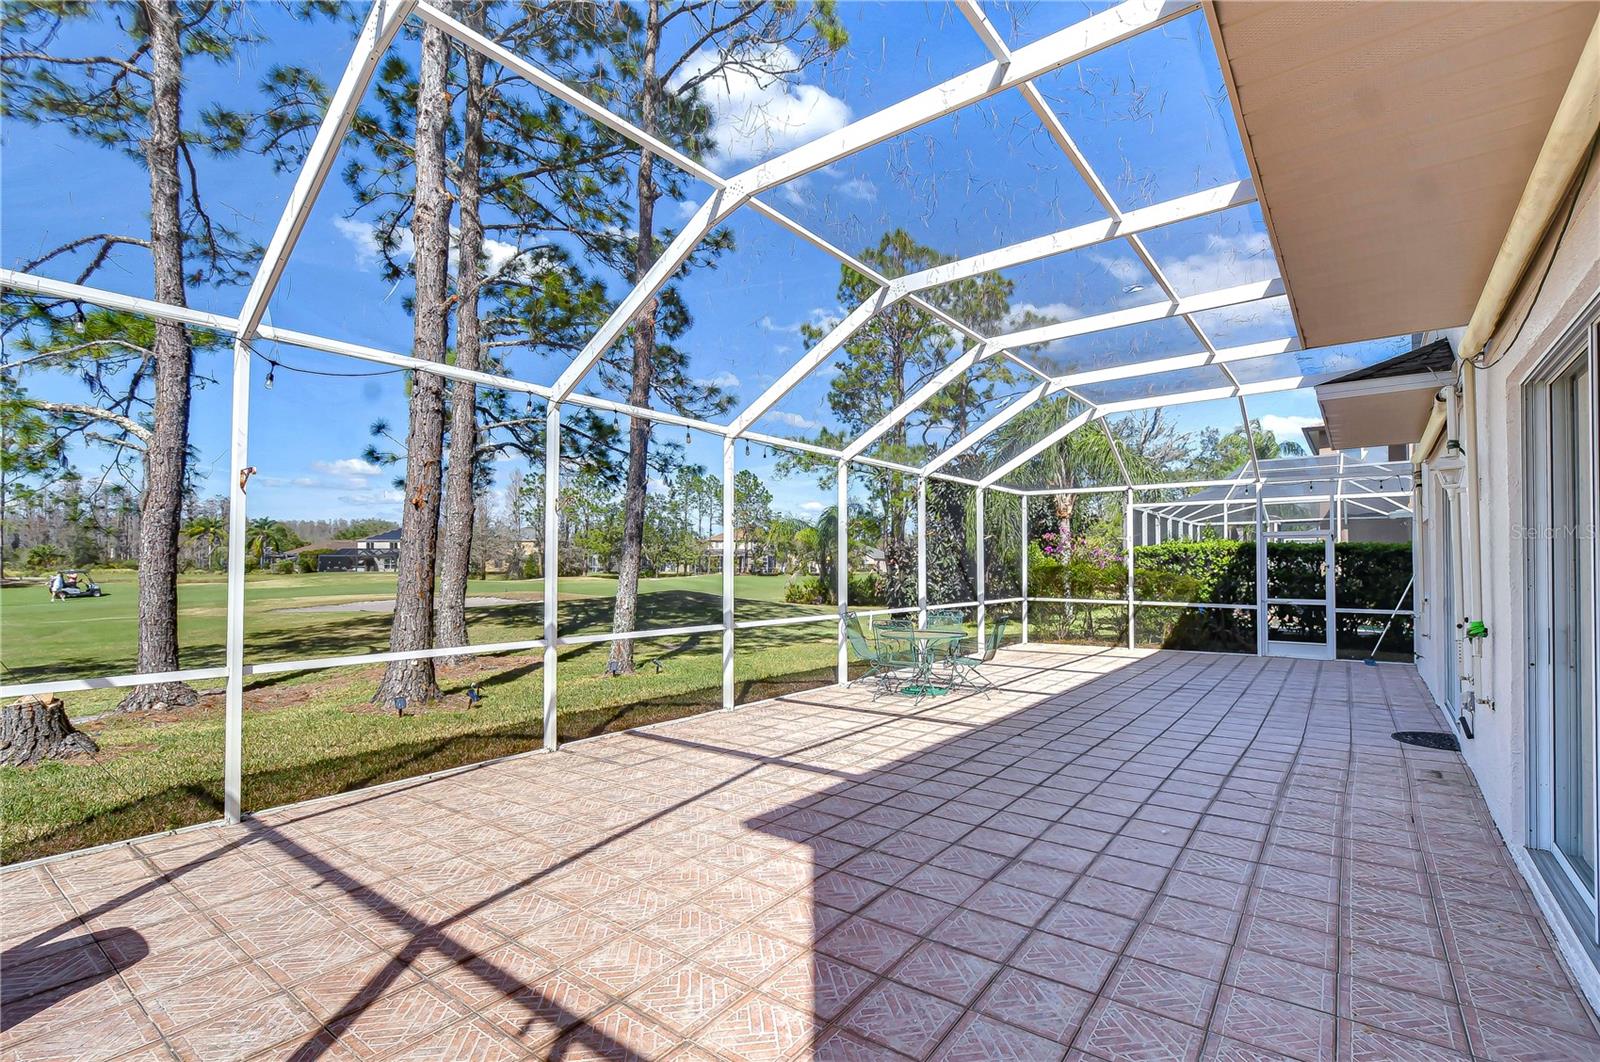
[1416,141,1600,1004]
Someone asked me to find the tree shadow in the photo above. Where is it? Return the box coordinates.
[6,644,1203,1059]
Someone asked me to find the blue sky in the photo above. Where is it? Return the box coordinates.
[2,1,1407,523]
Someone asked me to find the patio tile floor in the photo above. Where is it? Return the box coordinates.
[4,645,1599,1061]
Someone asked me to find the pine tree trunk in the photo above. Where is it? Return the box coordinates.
[375,23,451,705]
[2,697,98,766]
[608,0,663,678]
[435,1,486,660]
[121,0,195,713]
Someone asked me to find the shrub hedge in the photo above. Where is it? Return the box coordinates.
[1026,538,1413,658]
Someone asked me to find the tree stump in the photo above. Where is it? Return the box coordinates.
[1,696,98,766]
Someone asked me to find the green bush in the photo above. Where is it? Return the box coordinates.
[784,575,827,604]
[1335,541,1414,657]
[1132,540,1255,603]
[847,571,885,606]
[273,559,296,575]
[296,549,331,574]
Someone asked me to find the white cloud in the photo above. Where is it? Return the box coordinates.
[1003,301,1082,331]
[694,370,741,390]
[673,44,851,165]
[334,217,551,283]
[312,457,383,478]
[799,500,826,512]
[1258,414,1319,442]
[335,217,411,272]
[336,488,404,509]
[834,175,877,201]
[759,306,841,335]
[1091,253,1145,288]
[1161,231,1278,296]
[766,410,820,431]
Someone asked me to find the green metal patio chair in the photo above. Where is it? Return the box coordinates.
[949,619,1008,693]
[845,616,909,695]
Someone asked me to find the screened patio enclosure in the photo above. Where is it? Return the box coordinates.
[0,0,1420,855]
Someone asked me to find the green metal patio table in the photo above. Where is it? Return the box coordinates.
[879,628,965,696]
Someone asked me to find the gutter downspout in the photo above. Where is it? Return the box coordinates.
[1414,11,1600,720]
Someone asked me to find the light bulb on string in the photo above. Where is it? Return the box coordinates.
[264,362,276,390]
[71,307,86,335]
[744,441,750,458]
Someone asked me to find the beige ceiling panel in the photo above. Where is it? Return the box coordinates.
[1211,0,1597,346]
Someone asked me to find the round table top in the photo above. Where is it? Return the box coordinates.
[880,628,965,641]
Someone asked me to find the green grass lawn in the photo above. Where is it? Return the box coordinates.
[0,568,826,683]
[0,570,846,863]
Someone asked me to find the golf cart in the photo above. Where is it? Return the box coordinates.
[48,570,102,600]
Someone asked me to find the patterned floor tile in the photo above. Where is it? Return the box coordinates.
[1075,997,1206,1062]
[696,991,821,1061]
[892,941,1000,1005]
[933,1011,1066,1061]
[13,649,1599,1062]
[843,979,964,1058]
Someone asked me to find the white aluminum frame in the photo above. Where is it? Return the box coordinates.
[0,0,1417,860]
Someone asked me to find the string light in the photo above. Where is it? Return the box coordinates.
[71,307,86,335]
[264,362,276,390]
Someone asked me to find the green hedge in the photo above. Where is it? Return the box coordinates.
[1027,539,1413,657]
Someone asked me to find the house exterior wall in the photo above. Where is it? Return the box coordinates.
[1415,142,1600,1003]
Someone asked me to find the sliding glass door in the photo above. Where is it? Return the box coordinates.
[1527,306,1599,933]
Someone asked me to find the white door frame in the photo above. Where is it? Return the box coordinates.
[1260,527,1336,660]
[1523,303,1599,933]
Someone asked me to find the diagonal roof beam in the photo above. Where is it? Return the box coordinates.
[838,342,989,459]
[995,277,1284,351]
[726,0,1195,200]
[980,364,1328,490]
[494,0,1196,400]
[738,181,1255,439]
[922,379,1052,475]
[958,0,1269,482]
[1098,416,1135,488]
[979,407,1098,488]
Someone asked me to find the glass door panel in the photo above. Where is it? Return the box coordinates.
[1551,358,1595,889]
[1261,531,1333,659]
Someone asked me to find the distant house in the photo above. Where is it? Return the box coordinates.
[314,528,403,573]
[701,531,775,575]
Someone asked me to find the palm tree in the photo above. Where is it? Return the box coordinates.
[182,515,225,570]
[814,506,840,602]
[244,517,291,566]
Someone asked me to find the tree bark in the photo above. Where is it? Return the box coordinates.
[607,0,663,677]
[2,697,98,766]
[375,23,451,705]
[120,0,195,713]
[435,1,486,660]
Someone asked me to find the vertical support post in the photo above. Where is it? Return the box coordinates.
[221,339,251,823]
[1223,505,1230,541]
[1125,488,1135,649]
[1254,495,1267,655]
[916,477,928,626]
[975,488,986,644]
[722,438,735,708]
[836,459,849,684]
[1020,495,1030,644]
[542,400,560,751]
